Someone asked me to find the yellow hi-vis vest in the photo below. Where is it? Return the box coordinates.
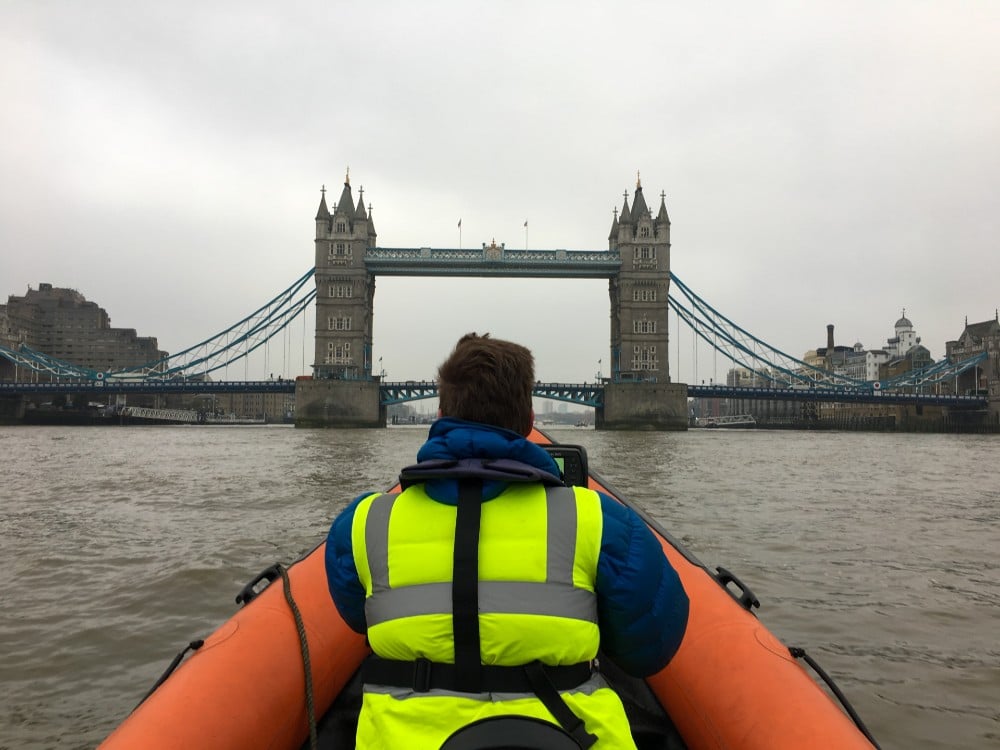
[351,482,637,750]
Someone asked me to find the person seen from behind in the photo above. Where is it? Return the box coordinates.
[325,332,690,749]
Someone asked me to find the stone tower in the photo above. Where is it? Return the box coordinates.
[607,174,672,382]
[313,171,377,379]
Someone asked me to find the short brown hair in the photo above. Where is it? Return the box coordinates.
[437,333,534,435]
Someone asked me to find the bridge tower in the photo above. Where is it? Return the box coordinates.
[313,172,376,379]
[297,172,385,427]
[599,175,687,430]
[608,174,672,382]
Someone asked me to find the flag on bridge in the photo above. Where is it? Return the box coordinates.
[458,218,462,228]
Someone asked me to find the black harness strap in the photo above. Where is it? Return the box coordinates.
[525,661,598,749]
[382,476,598,747]
[452,479,483,693]
[363,657,592,694]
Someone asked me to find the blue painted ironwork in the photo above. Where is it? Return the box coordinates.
[0,380,295,395]
[0,344,98,379]
[379,380,438,405]
[531,382,604,407]
[0,264,991,411]
[0,269,315,384]
[669,272,989,393]
[0,379,986,408]
[687,384,986,407]
[120,268,316,380]
[378,381,604,407]
[877,351,988,389]
[669,273,869,389]
[364,247,620,278]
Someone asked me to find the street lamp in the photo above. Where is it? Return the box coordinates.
[596,359,602,381]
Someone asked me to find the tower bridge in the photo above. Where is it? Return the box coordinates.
[3,172,997,429]
[2,378,984,410]
[299,174,686,428]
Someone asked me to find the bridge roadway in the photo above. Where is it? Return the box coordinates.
[685,384,987,407]
[0,380,987,408]
[0,380,297,395]
[364,247,621,278]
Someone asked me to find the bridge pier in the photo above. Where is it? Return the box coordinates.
[596,382,688,431]
[294,379,386,428]
[0,395,25,425]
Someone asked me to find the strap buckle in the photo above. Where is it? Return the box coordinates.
[412,657,433,693]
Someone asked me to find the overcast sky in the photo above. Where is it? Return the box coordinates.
[2,1,998,386]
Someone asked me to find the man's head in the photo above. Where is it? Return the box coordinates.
[437,332,534,435]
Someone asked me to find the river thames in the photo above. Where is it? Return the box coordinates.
[0,424,997,749]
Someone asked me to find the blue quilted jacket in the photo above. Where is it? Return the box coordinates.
[325,417,689,677]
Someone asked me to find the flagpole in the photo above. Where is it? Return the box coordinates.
[524,219,528,250]
[458,219,462,249]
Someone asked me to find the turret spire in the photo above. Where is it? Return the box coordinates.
[619,190,632,224]
[632,177,649,218]
[355,187,368,220]
[336,175,355,220]
[656,190,670,225]
[315,184,330,220]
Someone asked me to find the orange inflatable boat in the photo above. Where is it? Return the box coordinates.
[101,430,880,749]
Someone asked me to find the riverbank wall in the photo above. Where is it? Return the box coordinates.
[745,414,1000,434]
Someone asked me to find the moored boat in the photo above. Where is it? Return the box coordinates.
[99,428,879,750]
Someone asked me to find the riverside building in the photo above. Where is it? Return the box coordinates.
[946,314,1000,399]
[1,283,166,378]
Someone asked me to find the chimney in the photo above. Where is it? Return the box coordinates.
[827,324,835,351]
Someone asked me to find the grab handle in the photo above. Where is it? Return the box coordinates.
[235,562,282,605]
[715,566,760,611]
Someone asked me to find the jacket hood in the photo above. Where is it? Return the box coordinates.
[411,418,562,503]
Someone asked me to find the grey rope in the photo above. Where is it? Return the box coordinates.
[278,563,317,750]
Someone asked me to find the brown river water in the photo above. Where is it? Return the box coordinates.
[0,425,997,749]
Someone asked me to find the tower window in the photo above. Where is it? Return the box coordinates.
[326,341,352,364]
[632,345,658,371]
[633,319,657,334]
[633,246,657,269]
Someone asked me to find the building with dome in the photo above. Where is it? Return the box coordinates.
[879,310,932,380]
[806,313,932,386]
[885,311,919,359]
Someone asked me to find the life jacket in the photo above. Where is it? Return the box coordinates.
[350,458,636,749]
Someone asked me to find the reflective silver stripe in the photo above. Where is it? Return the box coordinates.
[364,493,398,594]
[545,486,577,584]
[365,580,597,626]
[364,484,595,625]
[363,672,612,700]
